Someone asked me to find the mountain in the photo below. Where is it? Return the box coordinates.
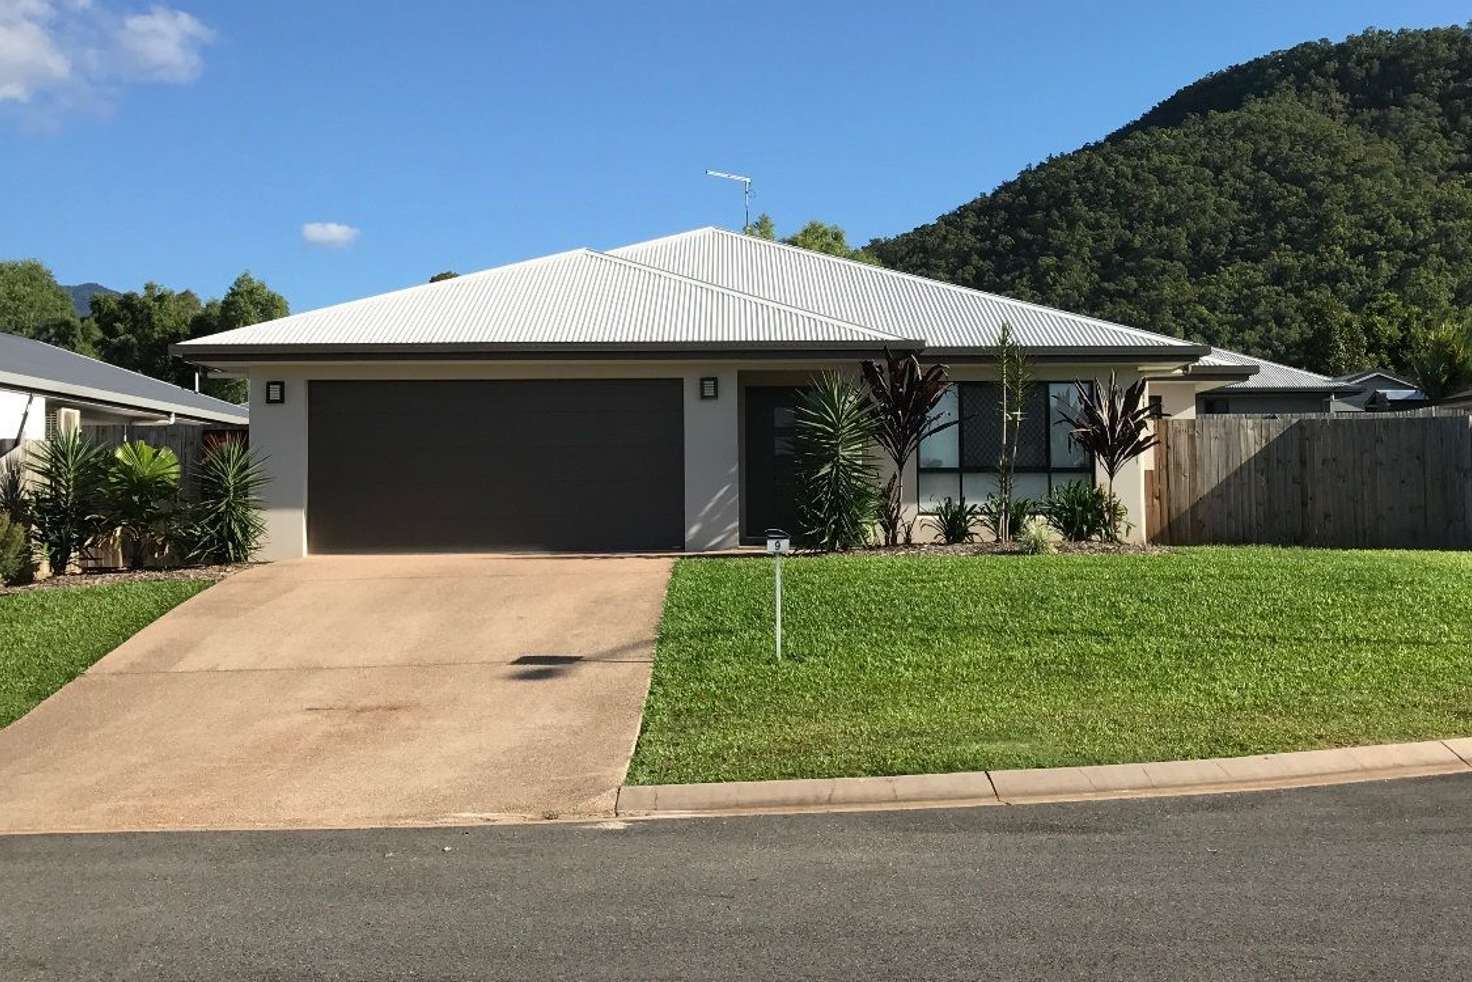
[869,26,1472,377]
[63,282,118,317]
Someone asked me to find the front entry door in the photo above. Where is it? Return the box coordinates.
[743,386,803,542]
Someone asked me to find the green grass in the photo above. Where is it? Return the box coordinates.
[0,581,211,728]
[627,548,1472,785]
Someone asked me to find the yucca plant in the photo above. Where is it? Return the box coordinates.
[924,496,980,544]
[107,440,182,568]
[861,348,956,546]
[28,429,109,574]
[793,371,879,552]
[187,438,268,564]
[0,454,27,526]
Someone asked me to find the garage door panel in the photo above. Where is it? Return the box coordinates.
[308,380,683,553]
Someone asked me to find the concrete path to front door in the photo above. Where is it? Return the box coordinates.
[0,554,673,834]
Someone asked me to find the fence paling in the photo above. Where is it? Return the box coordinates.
[1151,415,1472,549]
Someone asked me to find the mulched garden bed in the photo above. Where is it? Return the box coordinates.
[0,564,253,596]
[871,540,1169,557]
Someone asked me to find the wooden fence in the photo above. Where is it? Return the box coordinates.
[1147,415,1472,548]
[80,423,247,498]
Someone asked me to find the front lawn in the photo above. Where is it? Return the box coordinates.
[627,548,1472,785]
[0,581,211,728]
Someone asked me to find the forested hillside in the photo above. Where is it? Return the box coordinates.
[870,26,1472,377]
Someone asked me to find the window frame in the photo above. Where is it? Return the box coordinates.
[916,380,1096,513]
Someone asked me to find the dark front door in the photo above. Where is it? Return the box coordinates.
[743,386,802,542]
[307,379,684,553]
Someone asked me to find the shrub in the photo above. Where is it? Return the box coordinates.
[107,441,182,569]
[925,496,980,544]
[1018,515,1056,555]
[979,494,1038,542]
[793,372,879,551]
[1,455,27,525]
[861,349,955,546]
[0,513,32,585]
[187,438,268,564]
[1044,481,1123,542]
[28,429,109,574]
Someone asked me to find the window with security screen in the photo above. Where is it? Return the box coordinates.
[917,381,1094,512]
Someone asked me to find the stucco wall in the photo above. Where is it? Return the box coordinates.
[244,360,1171,559]
[246,362,742,561]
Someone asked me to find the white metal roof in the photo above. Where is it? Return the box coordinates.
[1196,348,1354,392]
[611,228,1204,353]
[179,248,916,354]
[1,331,248,424]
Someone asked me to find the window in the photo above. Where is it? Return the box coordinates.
[917,381,1093,511]
[1148,395,1165,419]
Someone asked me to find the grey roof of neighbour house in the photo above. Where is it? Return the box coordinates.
[177,227,1212,361]
[178,248,919,358]
[1191,348,1358,393]
[611,228,1207,355]
[0,330,248,424]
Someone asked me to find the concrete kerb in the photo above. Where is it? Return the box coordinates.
[615,739,1472,818]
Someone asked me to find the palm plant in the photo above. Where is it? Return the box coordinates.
[28,429,109,574]
[1407,319,1472,401]
[924,496,980,544]
[187,438,268,564]
[861,348,956,546]
[1056,373,1157,541]
[792,372,879,551]
[107,440,182,568]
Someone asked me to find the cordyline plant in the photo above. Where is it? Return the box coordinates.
[1056,372,1158,539]
[861,348,955,546]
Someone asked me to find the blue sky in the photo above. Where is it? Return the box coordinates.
[2,1,1467,312]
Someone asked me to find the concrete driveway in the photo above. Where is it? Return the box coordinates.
[0,554,673,834]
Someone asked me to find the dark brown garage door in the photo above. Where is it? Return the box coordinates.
[307,379,684,553]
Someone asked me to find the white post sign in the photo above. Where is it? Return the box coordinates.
[766,529,791,661]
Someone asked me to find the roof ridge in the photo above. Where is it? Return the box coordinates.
[177,247,594,348]
[689,227,1203,349]
[587,249,921,344]
[2,330,243,411]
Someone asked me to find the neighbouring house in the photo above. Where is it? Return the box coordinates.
[1330,370,1430,413]
[1190,349,1363,415]
[174,227,1321,559]
[1,331,248,458]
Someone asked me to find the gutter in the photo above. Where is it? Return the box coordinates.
[0,372,248,426]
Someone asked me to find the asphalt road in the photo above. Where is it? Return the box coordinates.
[3,775,1470,981]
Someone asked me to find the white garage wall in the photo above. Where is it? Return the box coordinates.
[244,359,1169,560]
[245,362,743,561]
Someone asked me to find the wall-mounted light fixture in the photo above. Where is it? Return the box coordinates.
[265,380,286,405]
[699,377,719,400]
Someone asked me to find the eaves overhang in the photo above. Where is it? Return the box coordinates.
[170,339,927,365]
[0,370,248,425]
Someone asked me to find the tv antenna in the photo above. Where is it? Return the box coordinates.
[705,169,753,230]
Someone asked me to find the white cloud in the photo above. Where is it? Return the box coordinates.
[302,222,361,248]
[0,1,213,120]
[0,15,70,102]
[116,5,212,83]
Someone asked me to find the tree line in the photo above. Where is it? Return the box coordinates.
[868,26,1472,390]
[0,259,287,403]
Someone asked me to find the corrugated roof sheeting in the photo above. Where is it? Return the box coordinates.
[1,331,247,423]
[611,228,1199,351]
[183,249,912,349]
[1200,347,1347,391]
